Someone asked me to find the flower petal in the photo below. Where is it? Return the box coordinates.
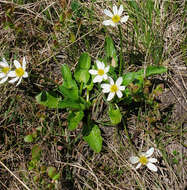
[0,76,8,84]
[0,73,6,78]
[118,5,123,16]
[101,84,110,91]
[113,5,118,15]
[16,77,22,86]
[103,74,108,80]
[104,65,110,73]
[116,90,123,98]
[93,75,102,83]
[96,60,103,69]
[121,15,129,23]
[145,147,154,157]
[119,86,125,91]
[102,20,116,27]
[107,92,115,101]
[89,69,97,75]
[14,60,21,68]
[146,162,158,172]
[23,71,28,78]
[0,61,8,67]
[129,156,139,164]
[136,163,142,169]
[149,158,157,163]
[2,58,8,65]
[116,77,123,86]
[8,71,16,77]
[22,57,27,70]
[108,77,114,85]
[9,77,19,84]
[103,9,113,17]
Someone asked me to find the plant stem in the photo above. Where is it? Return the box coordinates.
[122,117,138,155]
[118,25,123,76]
[80,82,83,96]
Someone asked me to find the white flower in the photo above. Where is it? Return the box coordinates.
[101,77,125,101]
[103,4,129,27]
[129,147,158,172]
[8,57,28,86]
[0,58,11,84]
[89,60,109,83]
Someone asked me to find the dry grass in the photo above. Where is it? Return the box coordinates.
[0,0,186,190]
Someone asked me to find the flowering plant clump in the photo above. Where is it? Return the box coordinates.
[0,58,11,84]
[103,4,129,27]
[8,57,28,86]
[129,148,158,172]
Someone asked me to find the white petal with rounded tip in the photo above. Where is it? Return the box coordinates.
[103,20,115,27]
[116,90,123,98]
[101,83,110,89]
[8,71,16,77]
[89,70,97,75]
[0,73,6,78]
[100,62,105,70]
[93,75,102,83]
[9,77,19,83]
[102,87,110,93]
[113,5,118,15]
[0,61,8,67]
[118,5,123,16]
[129,156,139,164]
[103,9,113,17]
[136,163,142,169]
[107,92,115,101]
[147,162,158,172]
[108,77,114,85]
[103,74,108,80]
[145,147,154,157]
[119,86,125,91]
[0,76,8,84]
[104,65,110,73]
[14,60,21,68]
[16,77,22,86]
[23,71,28,78]
[121,16,129,23]
[149,158,157,163]
[22,57,26,70]
[96,60,102,69]
[116,77,123,86]
[2,58,8,65]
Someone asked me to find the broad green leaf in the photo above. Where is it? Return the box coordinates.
[52,173,60,181]
[78,53,91,69]
[109,108,122,125]
[36,91,61,108]
[145,66,167,77]
[74,69,90,84]
[59,80,79,100]
[68,111,84,131]
[47,167,57,179]
[24,135,33,143]
[104,36,118,67]
[58,98,85,110]
[31,145,41,161]
[83,125,102,153]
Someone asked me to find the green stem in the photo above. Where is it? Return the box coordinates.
[118,25,123,76]
[122,117,138,155]
[80,82,83,96]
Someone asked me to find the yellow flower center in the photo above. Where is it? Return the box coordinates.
[139,156,148,165]
[15,68,24,77]
[98,69,104,76]
[110,84,118,93]
[112,15,120,23]
[1,67,10,74]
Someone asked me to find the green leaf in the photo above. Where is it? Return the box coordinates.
[24,135,33,143]
[104,36,118,67]
[31,145,41,161]
[35,91,61,108]
[108,108,122,125]
[83,125,102,153]
[52,173,60,181]
[74,69,90,84]
[68,111,84,131]
[58,98,85,110]
[59,80,79,100]
[145,66,167,77]
[78,53,91,69]
[47,167,57,179]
